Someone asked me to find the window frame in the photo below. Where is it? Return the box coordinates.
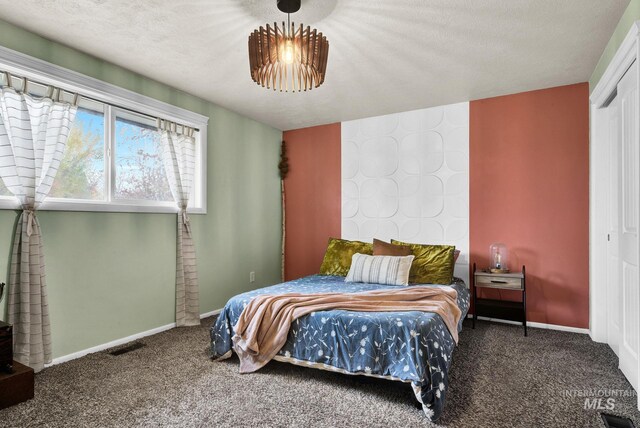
[0,46,208,214]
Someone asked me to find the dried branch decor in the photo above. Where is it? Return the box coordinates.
[279,140,289,281]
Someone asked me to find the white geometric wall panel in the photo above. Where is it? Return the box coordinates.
[341,102,470,284]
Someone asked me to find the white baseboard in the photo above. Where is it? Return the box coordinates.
[467,314,590,334]
[200,309,222,319]
[47,322,176,366]
[46,308,223,367]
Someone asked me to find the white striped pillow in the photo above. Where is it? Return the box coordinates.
[345,253,415,286]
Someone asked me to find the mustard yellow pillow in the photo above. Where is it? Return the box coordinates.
[319,237,373,276]
[391,240,455,285]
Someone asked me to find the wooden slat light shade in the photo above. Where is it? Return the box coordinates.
[249,21,329,92]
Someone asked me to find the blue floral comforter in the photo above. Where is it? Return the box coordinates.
[210,275,470,421]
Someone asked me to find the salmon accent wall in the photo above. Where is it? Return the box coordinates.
[283,123,341,281]
[283,84,589,329]
[469,83,590,328]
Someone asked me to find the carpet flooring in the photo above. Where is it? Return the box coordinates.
[1,318,639,428]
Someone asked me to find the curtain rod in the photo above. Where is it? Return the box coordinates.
[0,69,199,133]
[1,70,79,105]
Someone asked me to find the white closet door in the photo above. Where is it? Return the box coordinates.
[607,94,621,356]
[618,61,639,391]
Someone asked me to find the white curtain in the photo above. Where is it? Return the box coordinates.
[159,121,200,327]
[0,84,77,372]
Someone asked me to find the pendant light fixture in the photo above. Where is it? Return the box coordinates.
[248,0,329,92]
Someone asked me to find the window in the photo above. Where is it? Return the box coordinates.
[48,104,181,207]
[49,99,105,200]
[0,48,208,213]
[113,110,172,202]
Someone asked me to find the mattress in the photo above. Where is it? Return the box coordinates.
[210,274,470,421]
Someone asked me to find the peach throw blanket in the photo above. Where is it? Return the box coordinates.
[232,286,461,373]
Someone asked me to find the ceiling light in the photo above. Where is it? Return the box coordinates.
[248,0,329,92]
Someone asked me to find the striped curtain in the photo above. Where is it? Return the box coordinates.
[0,86,77,372]
[159,122,199,327]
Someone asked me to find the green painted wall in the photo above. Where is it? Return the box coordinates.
[0,19,283,359]
[590,0,640,89]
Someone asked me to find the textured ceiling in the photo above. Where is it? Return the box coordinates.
[0,0,629,130]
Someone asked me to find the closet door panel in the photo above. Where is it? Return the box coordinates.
[618,61,639,391]
[607,97,621,356]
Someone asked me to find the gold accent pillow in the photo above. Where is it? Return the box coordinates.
[319,237,373,276]
[391,240,456,285]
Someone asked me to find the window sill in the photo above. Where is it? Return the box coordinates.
[0,198,206,215]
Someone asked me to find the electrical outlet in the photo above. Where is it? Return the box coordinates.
[249,271,255,283]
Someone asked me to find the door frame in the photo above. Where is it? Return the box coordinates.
[590,21,640,407]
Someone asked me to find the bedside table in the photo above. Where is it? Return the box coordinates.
[472,263,527,336]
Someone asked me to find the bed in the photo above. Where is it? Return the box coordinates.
[210,274,470,421]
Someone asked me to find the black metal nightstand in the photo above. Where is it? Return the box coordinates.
[472,263,527,336]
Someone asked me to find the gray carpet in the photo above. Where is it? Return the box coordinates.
[1,317,639,428]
